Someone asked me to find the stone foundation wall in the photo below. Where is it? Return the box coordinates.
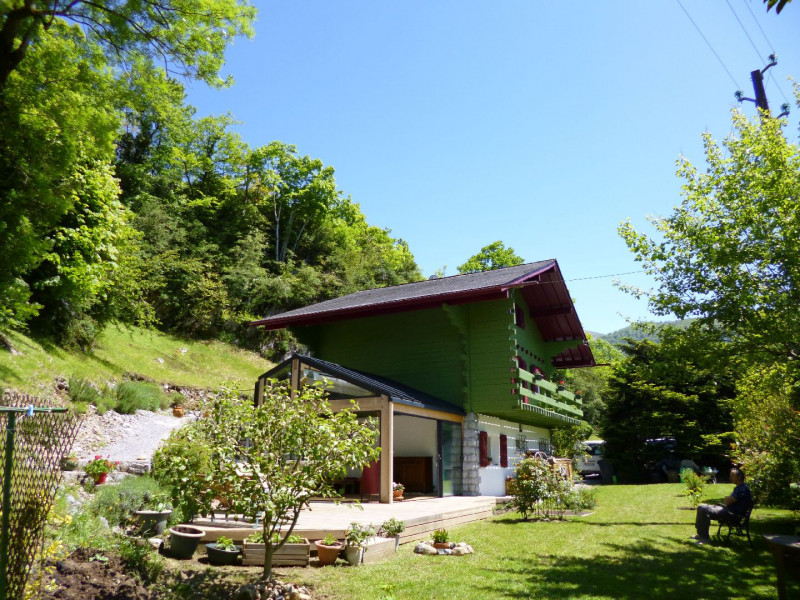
[462,412,481,496]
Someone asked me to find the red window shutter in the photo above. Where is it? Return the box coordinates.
[479,431,489,467]
[500,434,508,468]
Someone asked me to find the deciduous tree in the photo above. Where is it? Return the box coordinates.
[457,241,524,274]
[201,382,380,579]
[619,106,800,365]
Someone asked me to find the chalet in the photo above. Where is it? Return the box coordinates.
[251,260,595,502]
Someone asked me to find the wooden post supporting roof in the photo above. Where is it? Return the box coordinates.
[381,397,393,504]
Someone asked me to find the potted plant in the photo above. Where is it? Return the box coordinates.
[574,390,582,400]
[432,528,450,549]
[557,380,566,391]
[315,533,342,566]
[379,517,405,551]
[133,492,173,537]
[84,455,117,484]
[169,525,205,559]
[171,391,186,417]
[534,368,544,381]
[392,481,405,500]
[344,522,375,566]
[206,535,241,565]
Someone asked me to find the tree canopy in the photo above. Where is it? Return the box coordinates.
[619,106,800,364]
[0,0,255,95]
[457,241,524,274]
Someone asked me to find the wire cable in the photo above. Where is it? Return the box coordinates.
[726,0,764,61]
[565,270,645,283]
[741,0,776,53]
[675,0,741,89]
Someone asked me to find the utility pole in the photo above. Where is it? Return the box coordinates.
[735,53,790,118]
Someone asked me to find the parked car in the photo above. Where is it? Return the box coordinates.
[575,440,605,478]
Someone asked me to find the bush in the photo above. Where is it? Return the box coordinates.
[511,456,576,520]
[89,475,171,529]
[115,381,169,414]
[118,536,164,583]
[564,485,598,510]
[68,378,101,406]
[680,468,707,507]
[151,423,212,522]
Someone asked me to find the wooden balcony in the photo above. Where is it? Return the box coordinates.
[513,368,584,420]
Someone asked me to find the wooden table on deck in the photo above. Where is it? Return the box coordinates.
[764,535,800,600]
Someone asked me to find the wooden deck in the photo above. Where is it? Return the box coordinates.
[191,495,503,550]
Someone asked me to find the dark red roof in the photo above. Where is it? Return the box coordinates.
[251,260,595,368]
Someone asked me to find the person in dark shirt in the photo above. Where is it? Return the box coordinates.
[692,467,752,545]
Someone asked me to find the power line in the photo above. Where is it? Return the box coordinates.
[741,0,776,53]
[565,270,645,283]
[726,0,764,61]
[676,0,741,89]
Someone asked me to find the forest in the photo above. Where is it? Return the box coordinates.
[0,1,421,356]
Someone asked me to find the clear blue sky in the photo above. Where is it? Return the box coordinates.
[185,1,799,334]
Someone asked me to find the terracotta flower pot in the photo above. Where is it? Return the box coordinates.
[433,542,451,549]
[315,540,342,566]
[173,406,184,417]
[393,490,404,500]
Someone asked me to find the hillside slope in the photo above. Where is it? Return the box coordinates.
[0,325,271,396]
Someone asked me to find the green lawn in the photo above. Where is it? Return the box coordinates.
[0,325,269,394]
[284,484,797,600]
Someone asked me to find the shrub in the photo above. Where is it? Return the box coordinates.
[115,381,169,414]
[68,377,102,405]
[151,423,212,522]
[564,485,598,510]
[90,475,170,529]
[118,536,164,583]
[680,468,706,507]
[731,364,800,506]
[511,456,576,520]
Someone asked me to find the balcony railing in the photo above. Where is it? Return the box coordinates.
[513,367,584,419]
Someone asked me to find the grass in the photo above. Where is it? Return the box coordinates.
[280,484,798,600]
[0,324,269,395]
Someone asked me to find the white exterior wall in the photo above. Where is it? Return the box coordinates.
[476,414,550,496]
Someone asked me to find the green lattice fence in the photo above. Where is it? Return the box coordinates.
[0,393,80,600]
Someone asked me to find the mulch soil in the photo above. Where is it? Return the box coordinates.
[41,548,151,600]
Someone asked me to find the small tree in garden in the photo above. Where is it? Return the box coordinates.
[152,423,213,523]
[550,423,592,462]
[201,382,380,579]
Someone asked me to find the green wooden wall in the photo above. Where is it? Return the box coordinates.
[299,307,465,405]
[291,293,581,425]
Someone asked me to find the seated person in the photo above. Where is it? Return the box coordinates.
[692,467,752,545]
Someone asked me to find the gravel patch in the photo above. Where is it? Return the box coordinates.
[71,406,196,463]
